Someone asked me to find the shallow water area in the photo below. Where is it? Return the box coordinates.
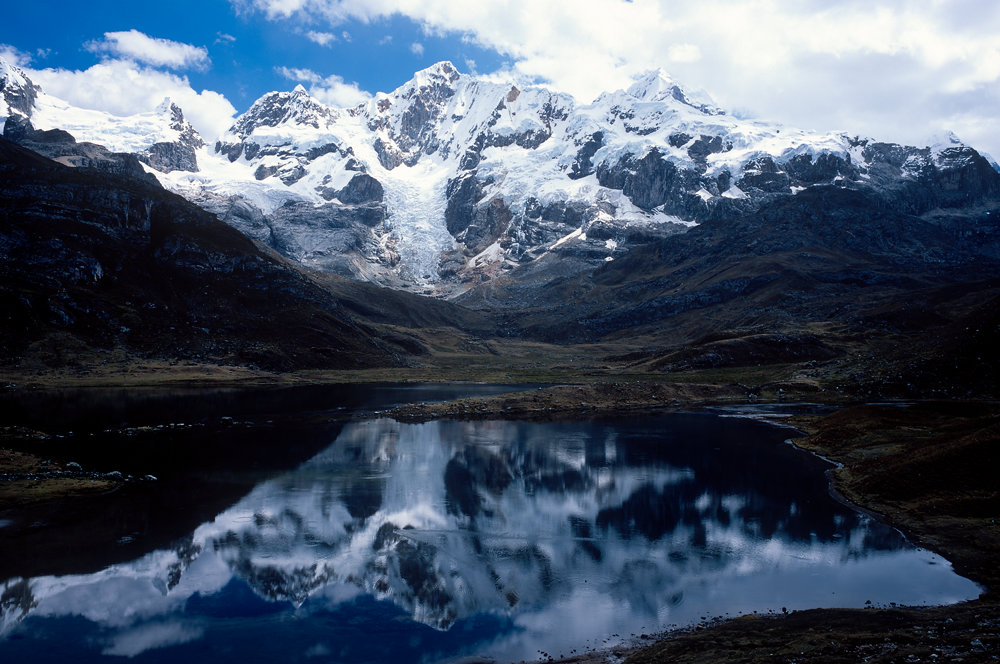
[0,387,981,663]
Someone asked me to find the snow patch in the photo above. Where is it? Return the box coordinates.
[551,227,585,249]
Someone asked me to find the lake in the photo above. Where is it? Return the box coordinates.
[0,385,980,663]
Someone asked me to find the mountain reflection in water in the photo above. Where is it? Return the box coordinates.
[0,414,980,663]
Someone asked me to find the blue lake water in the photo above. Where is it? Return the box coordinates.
[0,388,981,663]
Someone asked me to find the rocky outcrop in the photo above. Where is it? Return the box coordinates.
[266,200,391,277]
[568,131,603,180]
[134,101,204,173]
[139,140,198,173]
[444,172,486,237]
[336,172,384,204]
[4,116,158,184]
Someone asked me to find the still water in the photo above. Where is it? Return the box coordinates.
[0,390,980,663]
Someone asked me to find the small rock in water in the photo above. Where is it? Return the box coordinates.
[66,462,82,471]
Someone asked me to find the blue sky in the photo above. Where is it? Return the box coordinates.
[2,1,999,158]
[1,1,505,108]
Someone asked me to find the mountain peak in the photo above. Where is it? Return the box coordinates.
[224,85,336,141]
[0,57,38,121]
[0,57,32,95]
[155,97,179,115]
[412,61,461,86]
[626,69,722,115]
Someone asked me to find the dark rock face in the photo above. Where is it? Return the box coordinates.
[668,132,692,148]
[254,164,278,181]
[463,198,513,254]
[737,155,792,194]
[305,143,342,161]
[374,136,403,170]
[604,148,704,217]
[337,173,384,204]
[443,170,513,255]
[445,172,486,236]
[139,141,199,173]
[622,148,680,209]
[264,200,389,278]
[687,134,730,169]
[568,132,604,180]
[783,152,857,183]
[161,101,204,150]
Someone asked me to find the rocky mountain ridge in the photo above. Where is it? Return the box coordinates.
[0,135,491,371]
[5,58,998,300]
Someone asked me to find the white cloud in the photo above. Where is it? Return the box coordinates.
[305,30,336,46]
[234,0,1000,157]
[410,42,424,57]
[86,30,210,71]
[215,32,238,45]
[29,60,236,140]
[234,0,309,19]
[0,43,33,67]
[275,65,371,107]
[667,43,700,63]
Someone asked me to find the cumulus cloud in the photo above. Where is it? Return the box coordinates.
[275,65,371,107]
[29,60,236,140]
[232,0,1000,156]
[86,30,210,71]
[410,42,424,57]
[0,43,33,67]
[305,30,336,46]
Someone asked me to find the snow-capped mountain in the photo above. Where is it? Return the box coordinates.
[1,59,204,177]
[3,58,997,298]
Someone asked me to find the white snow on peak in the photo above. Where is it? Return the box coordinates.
[626,68,721,114]
[0,57,29,90]
[926,130,969,159]
[30,93,192,153]
[154,97,177,115]
[0,57,33,130]
[12,55,989,294]
[627,68,681,101]
[412,61,461,85]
